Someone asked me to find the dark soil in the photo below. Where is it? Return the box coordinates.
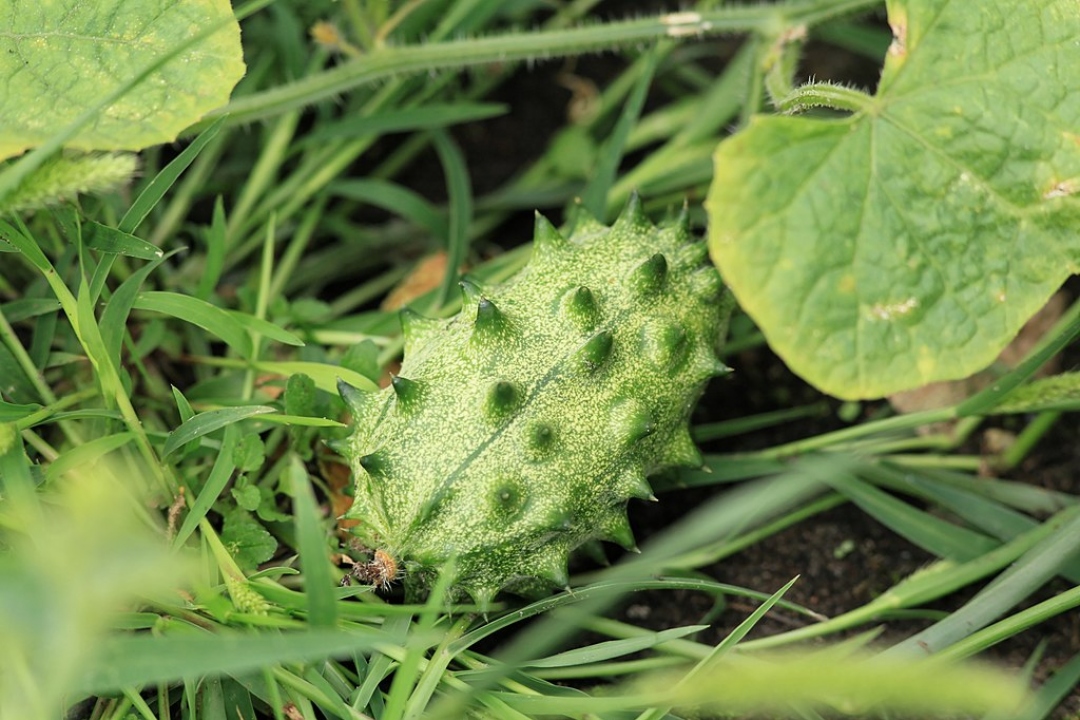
[608,341,1080,718]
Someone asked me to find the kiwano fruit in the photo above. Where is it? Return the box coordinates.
[339,196,730,607]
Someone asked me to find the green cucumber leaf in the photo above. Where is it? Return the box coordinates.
[707,0,1080,399]
[0,0,244,160]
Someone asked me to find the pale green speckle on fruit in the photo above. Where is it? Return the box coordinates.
[341,195,730,607]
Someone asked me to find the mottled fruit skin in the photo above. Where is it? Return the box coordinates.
[341,196,729,606]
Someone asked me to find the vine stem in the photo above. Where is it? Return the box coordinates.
[777,81,876,114]
[201,0,883,128]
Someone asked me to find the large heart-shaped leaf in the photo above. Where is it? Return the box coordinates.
[0,0,244,160]
[707,0,1080,399]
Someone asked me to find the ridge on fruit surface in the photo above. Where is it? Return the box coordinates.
[340,196,730,607]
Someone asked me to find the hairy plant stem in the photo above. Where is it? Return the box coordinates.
[777,81,876,114]
[202,0,882,128]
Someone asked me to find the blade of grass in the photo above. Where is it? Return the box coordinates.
[830,472,999,561]
[82,222,164,260]
[100,249,181,365]
[118,117,227,234]
[916,466,1075,516]
[580,45,660,219]
[133,291,255,358]
[0,423,40,514]
[289,455,337,628]
[15,393,108,430]
[485,653,1025,717]
[225,111,300,245]
[44,433,135,483]
[297,665,357,718]
[328,178,447,240]
[932,582,1080,662]
[742,504,1080,650]
[75,272,174,493]
[1015,650,1080,720]
[241,216,277,401]
[870,474,1080,582]
[352,616,409,712]
[304,102,507,145]
[692,402,831,442]
[886,509,1080,658]
[132,292,303,357]
[70,628,398,696]
[173,425,239,549]
[0,400,42,422]
[161,406,276,458]
[252,414,345,428]
[432,129,472,309]
[522,626,708,670]
[403,617,472,720]
[187,357,378,395]
[383,560,458,720]
[268,200,325,301]
[636,577,820,720]
[0,299,63,407]
[0,298,62,323]
[196,197,228,301]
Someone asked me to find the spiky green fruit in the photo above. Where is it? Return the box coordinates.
[341,196,729,607]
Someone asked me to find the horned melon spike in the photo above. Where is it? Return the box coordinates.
[399,308,442,356]
[473,297,511,339]
[538,557,571,589]
[661,427,705,469]
[525,422,557,458]
[677,239,709,267]
[390,375,423,412]
[629,253,668,298]
[614,463,655,501]
[532,211,567,262]
[341,195,730,602]
[358,451,388,476]
[598,508,637,551]
[460,280,513,343]
[613,191,650,233]
[610,398,656,447]
[337,378,372,419]
[673,201,691,233]
[562,286,599,330]
[566,200,606,235]
[641,322,690,372]
[689,265,725,300]
[484,380,523,422]
[459,278,483,306]
[465,585,498,613]
[574,330,614,373]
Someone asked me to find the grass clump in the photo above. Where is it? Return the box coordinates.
[1,1,1078,718]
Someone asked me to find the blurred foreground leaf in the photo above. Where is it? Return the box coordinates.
[0,439,188,720]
